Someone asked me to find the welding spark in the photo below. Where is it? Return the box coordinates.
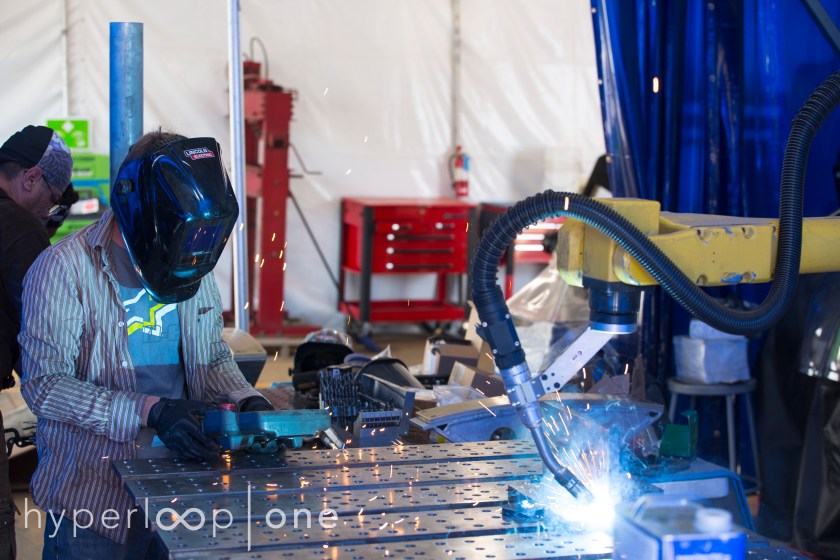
[478,400,496,417]
[379,522,388,530]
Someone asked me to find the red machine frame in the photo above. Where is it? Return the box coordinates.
[242,63,311,337]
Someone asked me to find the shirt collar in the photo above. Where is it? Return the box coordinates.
[88,208,117,251]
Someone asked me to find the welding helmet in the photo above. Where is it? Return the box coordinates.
[111,137,238,303]
[293,329,354,375]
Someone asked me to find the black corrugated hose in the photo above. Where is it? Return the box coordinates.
[471,70,840,498]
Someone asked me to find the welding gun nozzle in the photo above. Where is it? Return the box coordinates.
[557,473,594,503]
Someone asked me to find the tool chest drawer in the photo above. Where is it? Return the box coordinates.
[339,197,476,324]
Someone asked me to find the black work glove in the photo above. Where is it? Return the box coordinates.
[147,398,221,461]
[238,396,274,412]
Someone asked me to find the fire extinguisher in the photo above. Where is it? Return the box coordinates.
[449,145,470,198]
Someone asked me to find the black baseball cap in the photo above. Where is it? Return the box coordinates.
[0,125,73,191]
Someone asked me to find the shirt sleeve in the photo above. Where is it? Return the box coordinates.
[185,275,262,405]
[18,248,146,443]
[2,228,49,325]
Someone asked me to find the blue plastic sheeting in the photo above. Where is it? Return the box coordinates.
[591,0,840,217]
[588,0,840,424]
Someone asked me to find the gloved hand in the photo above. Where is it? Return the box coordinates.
[238,396,274,412]
[146,398,221,461]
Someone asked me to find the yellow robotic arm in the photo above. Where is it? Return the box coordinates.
[556,197,840,289]
[471,70,840,502]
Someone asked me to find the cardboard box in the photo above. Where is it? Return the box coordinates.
[449,362,506,397]
[435,342,479,378]
[464,301,497,374]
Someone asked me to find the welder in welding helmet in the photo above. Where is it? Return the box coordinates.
[110,134,238,303]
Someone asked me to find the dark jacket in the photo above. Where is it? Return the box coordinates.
[0,187,49,387]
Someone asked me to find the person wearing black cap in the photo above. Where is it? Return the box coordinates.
[0,124,72,560]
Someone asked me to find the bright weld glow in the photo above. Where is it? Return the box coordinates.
[652,76,660,93]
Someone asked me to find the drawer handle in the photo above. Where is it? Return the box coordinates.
[390,248,455,255]
[388,263,454,270]
[389,234,455,241]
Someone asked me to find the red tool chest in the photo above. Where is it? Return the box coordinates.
[339,198,476,324]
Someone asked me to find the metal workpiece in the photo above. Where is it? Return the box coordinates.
[202,409,331,451]
[115,440,810,559]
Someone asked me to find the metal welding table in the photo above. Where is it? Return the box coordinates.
[114,440,809,559]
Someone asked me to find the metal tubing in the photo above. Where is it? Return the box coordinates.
[227,0,250,332]
[109,22,143,183]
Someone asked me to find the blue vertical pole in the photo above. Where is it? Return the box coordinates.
[109,22,143,184]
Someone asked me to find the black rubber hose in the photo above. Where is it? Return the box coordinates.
[472,70,840,359]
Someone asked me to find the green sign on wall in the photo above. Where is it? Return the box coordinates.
[47,118,90,150]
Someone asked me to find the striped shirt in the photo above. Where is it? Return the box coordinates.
[18,209,261,543]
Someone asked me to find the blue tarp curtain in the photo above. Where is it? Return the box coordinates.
[590,0,840,399]
[589,1,840,549]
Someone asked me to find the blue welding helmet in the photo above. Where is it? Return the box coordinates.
[111,137,238,303]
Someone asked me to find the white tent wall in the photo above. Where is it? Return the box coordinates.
[0,0,604,331]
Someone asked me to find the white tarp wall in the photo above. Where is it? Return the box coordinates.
[0,0,604,330]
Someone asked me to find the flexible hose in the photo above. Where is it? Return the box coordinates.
[474,70,840,342]
[472,70,840,498]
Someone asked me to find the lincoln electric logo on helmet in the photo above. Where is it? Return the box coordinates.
[183,147,216,160]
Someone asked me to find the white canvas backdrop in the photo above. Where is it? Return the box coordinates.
[0,0,604,330]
